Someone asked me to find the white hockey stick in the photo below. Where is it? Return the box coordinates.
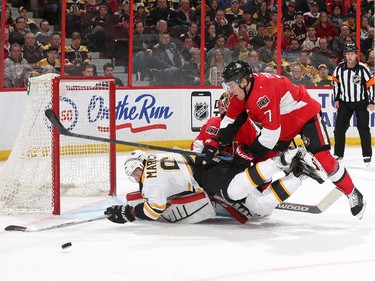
[4,215,108,232]
[275,188,343,214]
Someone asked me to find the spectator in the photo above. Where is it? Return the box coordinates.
[281,24,293,51]
[224,0,243,25]
[207,0,219,24]
[36,45,61,73]
[360,15,371,40]
[4,5,15,31]
[301,25,320,52]
[303,1,320,27]
[342,12,356,36]
[43,32,62,58]
[66,0,86,36]
[263,8,278,37]
[326,0,349,15]
[282,38,302,63]
[225,24,250,50]
[87,4,114,52]
[205,23,217,51]
[292,11,307,45]
[247,50,267,72]
[103,62,124,86]
[206,34,232,65]
[3,28,11,60]
[175,0,197,27]
[332,25,351,58]
[282,1,297,27]
[147,0,176,27]
[258,34,275,63]
[133,21,155,81]
[181,48,207,85]
[329,4,345,31]
[208,48,227,86]
[82,63,95,76]
[151,31,184,85]
[42,0,60,26]
[179,36,196,62]
[35,19,52,47]
[239,11,256,37]
[4,43,31,88]
[298,50,319,80]
[253,1,271,26]
[22,33,43,67]
[249,23,266,49]
[134,2,148,27]
[180,22,201,48]
[289,64,314,86]
[263,66,275,73]
[213,9,234,40]
[313,11,338,47]
[9,16,31,45]
[115,1,130,26]
[65,32,92,76]
[42,64,57,74]
[217,0,233,10]
[361,27,374,59]
[268,49,291,76]
[366,50,375,76]
[313,64,333,86]
[18,6,39,34]
[232,36,253,61]
[310,38,336,74]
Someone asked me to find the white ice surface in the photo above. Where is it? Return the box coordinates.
[0,147,374,281]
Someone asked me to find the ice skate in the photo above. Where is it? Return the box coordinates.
[347,188,366,220]
[291,151,328,184]
[273,146,306,173]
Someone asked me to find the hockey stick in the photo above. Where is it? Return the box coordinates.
[4,215,108,232]
[275,188,343,214]
[45,109,232,160]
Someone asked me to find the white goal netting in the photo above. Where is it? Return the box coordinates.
[0,74,116,214]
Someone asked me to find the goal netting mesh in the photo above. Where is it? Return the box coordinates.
[0,74,116,214]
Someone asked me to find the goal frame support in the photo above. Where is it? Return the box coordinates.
[51,76,117,215]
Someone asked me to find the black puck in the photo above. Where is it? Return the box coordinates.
[61,242,72,249]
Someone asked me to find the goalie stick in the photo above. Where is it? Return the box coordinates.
[275,188,343,214]
[45,109,232,160]
[4,215,108,232]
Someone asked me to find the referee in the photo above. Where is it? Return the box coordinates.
[332,43,375,166]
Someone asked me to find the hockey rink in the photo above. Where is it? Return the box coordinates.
[0,146,374,281]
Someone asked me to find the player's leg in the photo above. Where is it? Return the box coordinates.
[301,113,366,219]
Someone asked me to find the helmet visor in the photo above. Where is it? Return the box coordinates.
[221,81,240,94]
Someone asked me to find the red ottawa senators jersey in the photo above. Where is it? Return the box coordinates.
[223,73,322,150]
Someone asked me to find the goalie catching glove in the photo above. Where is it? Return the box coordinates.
[105,205,135,224]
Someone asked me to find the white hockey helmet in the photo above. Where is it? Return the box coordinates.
[124,150,146,177]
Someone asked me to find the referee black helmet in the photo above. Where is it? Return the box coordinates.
[344,43,358,53]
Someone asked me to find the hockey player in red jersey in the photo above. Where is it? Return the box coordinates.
[203,60,366,219]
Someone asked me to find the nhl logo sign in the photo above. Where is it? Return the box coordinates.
[194,102,209,120]
[352,75,361,84]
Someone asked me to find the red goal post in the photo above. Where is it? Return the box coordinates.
[0,74,117,215]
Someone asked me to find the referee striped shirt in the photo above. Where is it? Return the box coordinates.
[332,61,374,103]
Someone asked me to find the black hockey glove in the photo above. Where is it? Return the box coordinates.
[104,205,135,224]
[202,139,220,166]
[233,145,254,168]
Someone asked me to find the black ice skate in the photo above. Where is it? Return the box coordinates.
[347,188,366,220]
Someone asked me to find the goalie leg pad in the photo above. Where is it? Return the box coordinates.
[160,192,215,224]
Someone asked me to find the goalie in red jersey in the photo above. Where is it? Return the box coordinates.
[202,60,366,219]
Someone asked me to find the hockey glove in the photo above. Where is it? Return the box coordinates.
[233,145,254,168]
[104,205,135,224]
[202,139,220,166]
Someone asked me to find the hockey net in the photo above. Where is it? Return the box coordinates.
[0,74,116,214]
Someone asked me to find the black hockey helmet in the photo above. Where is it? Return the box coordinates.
[222,60,253,83]
[344,43,358,53]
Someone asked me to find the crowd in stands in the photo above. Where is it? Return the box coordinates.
[1,0,374,88]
